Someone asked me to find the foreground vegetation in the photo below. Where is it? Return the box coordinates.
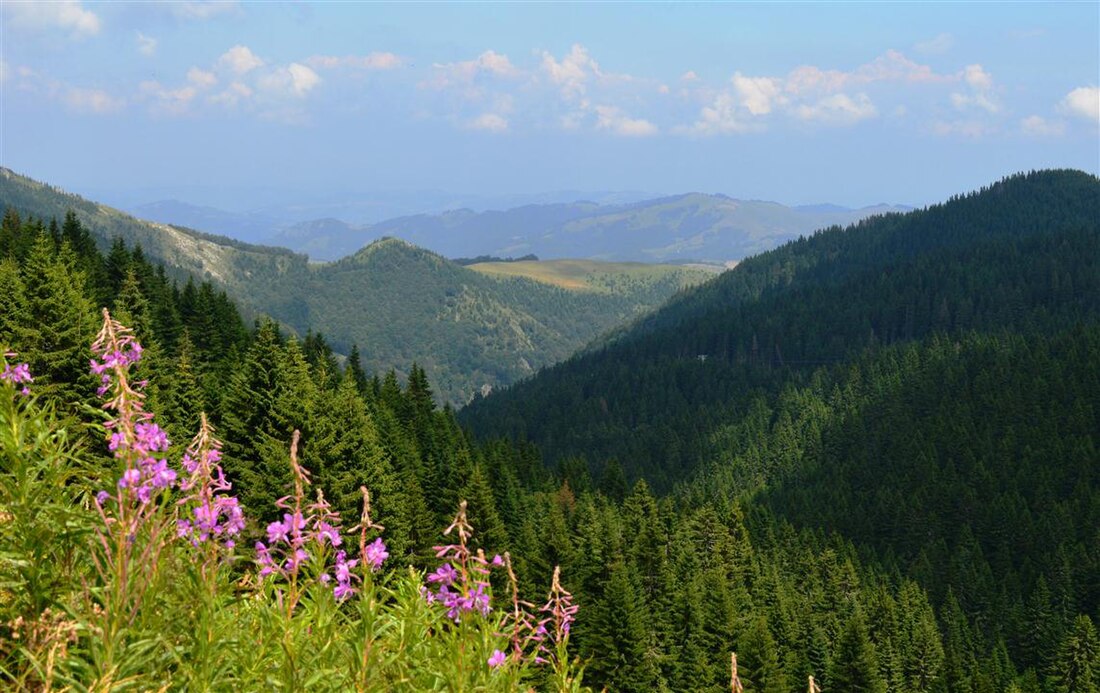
[0,318,586,690]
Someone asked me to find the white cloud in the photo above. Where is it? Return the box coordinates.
[208,81,253,107]
[785,50,950,98]
[137,32,158,56]
[855,50,950,85]
[680,70,700,82]
[425,50,519,90]
[468,113,509,132]
[1061,86,1100,123]
[962,64,993,91]
[187,68,218,89]
[218,45,264,75]
[732,72,785,115]
[64,87,123,114]
[950,91,998,114]
[680,92,753,135]
[306,52,403,71]
[257,63,321,98]
[914,33,954,55]
[594,105,658,136]
[140,80,199,115]
[950,64,998,114]
[1020,115,1065,136]
[4,1,100,38]
[171,1,240,20]
[541,44,602,99]
[794,93,877,125]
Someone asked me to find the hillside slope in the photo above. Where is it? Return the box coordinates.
[0,168,299,289]
[460,168,1100,684]
[462,169,1100,482]
[251,239,711,404]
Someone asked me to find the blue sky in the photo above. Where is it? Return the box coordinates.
[2,1,1098,211]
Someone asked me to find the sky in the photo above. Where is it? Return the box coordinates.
[2,1,1098,212]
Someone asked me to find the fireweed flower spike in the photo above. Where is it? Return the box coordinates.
[255,433,386,607]
[536,565,578,666]
[425,501,499,622]
[87,309,179,631]
[501,552,540,663]
[176,413,244,552]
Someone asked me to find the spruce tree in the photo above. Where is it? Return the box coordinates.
[828,611,887,693]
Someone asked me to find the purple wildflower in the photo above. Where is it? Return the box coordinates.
[423,501,503,622]
[488,649,506,668]
[364,537,388,572]
[1,361,33,393]
[176,414,242,552]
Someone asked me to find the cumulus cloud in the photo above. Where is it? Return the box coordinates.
[425,50,519,90]
[208,82,253,108]
[140,80,200,116]
[257,63,321,98]
[1061,86,1100,123]
[4,0,100,38]
[680,70,700,82]
[594,105,658,136]
[218,45,264,75]
[306,52,403,71]
[962,64,993,91]
[1020,115,1065,136]
[732,72,785,115]
[794,93,877,125]
[541,44,602,99]
[187,68,218,89]
[915,32,954,55]
[680,92,753,135]
[950,64,998,114]
[137,32,158,56]
[64,87,123,114]
[781,50,951,98]
[468,113,509,132]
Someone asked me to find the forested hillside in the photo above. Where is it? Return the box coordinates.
[461,170,1100,691]
[245,238,710,405]
[0,169,707,405]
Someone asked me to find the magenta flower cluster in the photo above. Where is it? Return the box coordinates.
[90,340,142,397]
[176,416,245,549]
[90,312,180,508]
[111,422,177,503]
[0,359,32,396]
[255,440,388,604]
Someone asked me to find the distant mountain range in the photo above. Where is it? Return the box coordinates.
[129,193,911,263]
[0,168,710,404]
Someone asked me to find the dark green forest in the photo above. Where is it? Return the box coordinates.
[2,170,1099,691]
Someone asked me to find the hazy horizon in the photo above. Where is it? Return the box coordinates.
[3,2,1097,214]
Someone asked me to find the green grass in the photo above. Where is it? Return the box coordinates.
[468,259,720,293]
